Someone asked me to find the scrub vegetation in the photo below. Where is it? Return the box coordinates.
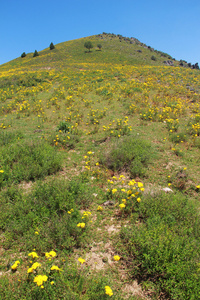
[0,32,200,299]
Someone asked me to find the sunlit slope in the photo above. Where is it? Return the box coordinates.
[0,33,179,71]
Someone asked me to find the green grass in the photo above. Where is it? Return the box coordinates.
[0,32,200,299]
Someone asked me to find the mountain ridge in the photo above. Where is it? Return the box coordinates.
[2,32,197,71]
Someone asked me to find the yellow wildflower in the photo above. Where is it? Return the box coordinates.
[105,286,113,296]
[45,250,57,258]
[51,265,62,271]
[32,262,41,269]
[11,260,20,270]
[28,252,39,259]
[34,275,48,286]
[119,203,125,209]
[97,206,103,211]
[78,258,86,264]
[77,223,85,228]
[113,255,120,261]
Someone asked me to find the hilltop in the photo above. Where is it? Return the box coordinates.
[2,32,198,70]
[0,33,200,300]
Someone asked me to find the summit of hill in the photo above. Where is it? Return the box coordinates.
[0,33,193,71]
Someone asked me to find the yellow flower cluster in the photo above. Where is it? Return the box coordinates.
[97,205,103,211]
[105,285,113,296]
[28,251,39,259]
[113,255,120,261]
[11,260,20,270]
[27,262,41,273]
[51,265,62,271]
[82,211,91,219]
[77,222,85,228]
[45,250,57,258]
[34,275,48,287]
[78,258,86,264]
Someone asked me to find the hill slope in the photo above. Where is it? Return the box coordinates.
[0,33,200,300]
[1,33,180,69]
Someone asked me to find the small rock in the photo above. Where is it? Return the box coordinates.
[103,200,114,206]
[163,60,174,66]
[162,187,173,193]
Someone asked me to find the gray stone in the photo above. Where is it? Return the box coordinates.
[162,187,173,193]
[103,200,114,206]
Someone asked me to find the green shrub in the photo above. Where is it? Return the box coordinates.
[100,135,153,177]
[97,43,102,50]
[57,120,71,133]
[0,175,97,250]
[121,193,200,299]
[0,131,24,146]
[0,263,120,300]
[169,132,187,143]
[21,52,26,58]
[84,41,93,52]
[0,141,62,187]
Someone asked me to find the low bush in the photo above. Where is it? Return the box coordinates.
[0,141,62,187]
[100,135,154,177]
[169,132,187,143]
[0,262,119,300]
[121,192,200,299]
[0,176,95,250]
[0,130,24,146]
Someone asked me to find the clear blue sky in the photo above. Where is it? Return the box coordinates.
[1,0,200,65]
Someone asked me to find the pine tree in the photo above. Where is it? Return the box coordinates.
[50,42,55,50]
[33,50,39,57]
[21,52,26,58]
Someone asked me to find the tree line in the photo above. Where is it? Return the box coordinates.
[21,42,55,58]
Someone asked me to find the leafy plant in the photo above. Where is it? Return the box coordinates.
[100,135,154,177]
[97,43,102,50]
[0,141,62,187]
[84,41,93,52]
[121,192,200,300]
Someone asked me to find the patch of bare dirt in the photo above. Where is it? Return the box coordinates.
[122,281,150,299]
[18,181,33,193]
[106,224,121,234]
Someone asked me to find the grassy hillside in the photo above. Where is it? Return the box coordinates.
[0,33,200,299]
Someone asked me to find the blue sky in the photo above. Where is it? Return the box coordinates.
[1,0,200,65]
